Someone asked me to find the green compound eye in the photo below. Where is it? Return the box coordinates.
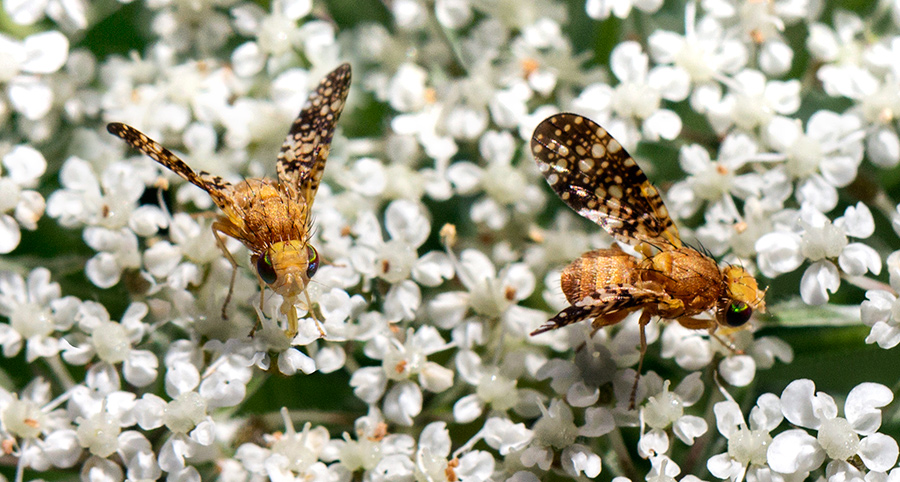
[724,301,752,327]
[306,245,319,278]
[256,252,278,285]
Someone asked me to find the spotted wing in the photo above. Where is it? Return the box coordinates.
[531,285,660,335]
[107,123,234,209]
[531,113,680,249]
[276,63,352,206]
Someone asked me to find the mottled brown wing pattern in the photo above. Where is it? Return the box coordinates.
[276,63,352,205]
[107,123,234,209]
[531,284,659,334]
[531,113,681,249]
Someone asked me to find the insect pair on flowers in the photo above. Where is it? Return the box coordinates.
[110,64,766,402]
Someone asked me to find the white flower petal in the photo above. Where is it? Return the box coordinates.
[859,433,899,472]
[0,214,22,254]
[673,415,707,445]
[780,379,821,429]
[8,76,53,120]
[453,394,484,424]
[3,145,47,185]
[231,42,264,77]
[85,252,122,289]
[719,355,756,387]
[759,40,792,76]
[277,347,317,376]
[4,0,48,24]
[800,260,840,306]
[21,31,69,74]
[383,381,422,426]
[561,444,601,478]
[845,383,893,435]
[838,243,881,277]
[755,232,804,278]
[707,452,745,480]
[767,429,825,473]
[579,407,615,437]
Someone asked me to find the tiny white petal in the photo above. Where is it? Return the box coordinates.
[3,145,47,185]
[231,42,264,77]
[767,429,825,473]
[755,232,804,278]
[673,415,707,445]
[780,379,821,428]
[561,444,602,478]
[0,215,22,254]
[719,355,756,387]
[277,348,316,375]
[800,260,840,306]
[8,76,53,120]
[383,381,422,426]
[453,394,484,424]
[859,433,899,472]
[4,0,49,24]
[21,31,69,74]
[845,382,892,434]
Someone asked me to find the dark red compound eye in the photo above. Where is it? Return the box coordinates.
[256,253,278,285]
[724,301,752,327]
[307,245,319,278]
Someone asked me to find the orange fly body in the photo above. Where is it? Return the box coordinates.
[530,113,766,405]
[108,63,352,338]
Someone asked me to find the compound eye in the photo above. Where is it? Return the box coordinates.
[306,245,319,278]
[724,301,752,327]
[256,252,278,285]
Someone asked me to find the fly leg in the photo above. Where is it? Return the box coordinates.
[279,291,326,339]
[629,311,653,410]
[677,316,744,354]
[211,220,240,321]
[247,272,266,337]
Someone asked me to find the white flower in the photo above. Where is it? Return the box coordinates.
[519,399,605,477]
[414,421,495,481]
[83,227,142,289]
[430,248,537,335]
[764,110,865,212]
[706,69,800,134]
[64,301,158,387]
[230,0,320,76]
[702,0,807,75]
[666,132,765,220]
[0,268,75,361]
[707,392,782,481]
[349,200,447,289]
[572,41,685,143]
[0,145,47,253]
[638,373,707,458]
[756,203,879,304]
[0,377,81,472]
[46,157,160,231]
[817,37,900,167]
[446,130,545,230]
[586,0,663,20]
[352,326,453,425]
[0,30,70,120]
[648,4,747,109]
[861,251,900,348]
[769,379,897,475]
[236,407,332,479]
[453,352,520,423]
[3,0,87,29]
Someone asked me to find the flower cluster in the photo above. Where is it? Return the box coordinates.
[0,0,899,480]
